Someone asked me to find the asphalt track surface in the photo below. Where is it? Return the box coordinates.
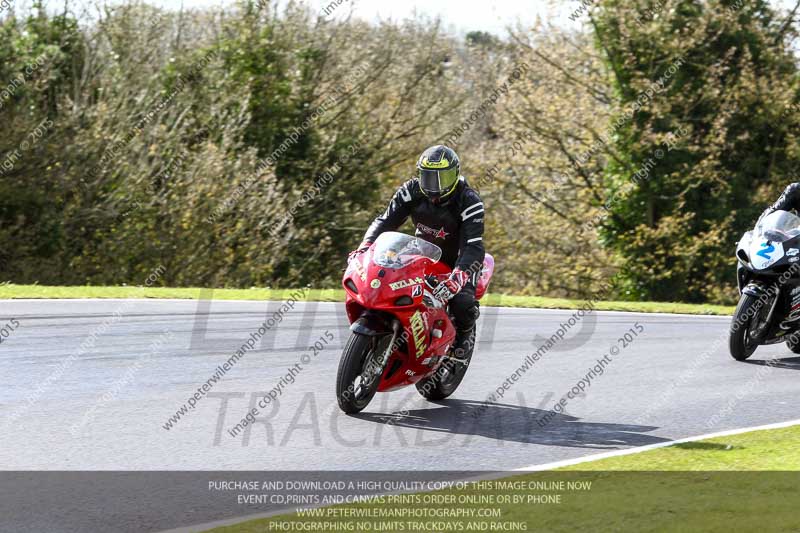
[2,298,800,531]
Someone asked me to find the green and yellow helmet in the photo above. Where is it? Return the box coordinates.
[417,145,461,203]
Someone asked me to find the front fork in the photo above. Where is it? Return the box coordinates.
[736,263,748,294]
[742,281,780,341]
[367,318,402,384]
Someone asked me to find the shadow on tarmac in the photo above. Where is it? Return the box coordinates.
[353,398,670,449]
[744,355,800,370]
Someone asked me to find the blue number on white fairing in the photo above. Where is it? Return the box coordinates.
[757,241,775,260]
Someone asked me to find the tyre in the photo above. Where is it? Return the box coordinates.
[416,339,474,401]
[786,332,800,354]
[336,332,390,414]
[729,292,767,361]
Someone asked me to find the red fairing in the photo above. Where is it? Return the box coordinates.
[475,253,495,300]
[342,241,459,392]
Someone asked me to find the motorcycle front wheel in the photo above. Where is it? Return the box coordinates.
[729,292,767,361]
[336,332,390,414]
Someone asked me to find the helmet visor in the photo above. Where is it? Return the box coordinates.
[419,167,459,197]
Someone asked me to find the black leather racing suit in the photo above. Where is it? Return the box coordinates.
[363,177,485,333]
[762,183,800,219]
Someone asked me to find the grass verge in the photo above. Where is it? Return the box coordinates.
[0,284,734,315]
[558,423,800,471]
[208,424,800,533]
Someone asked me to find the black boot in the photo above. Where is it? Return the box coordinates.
[450,324,476,361]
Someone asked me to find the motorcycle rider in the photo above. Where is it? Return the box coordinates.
[761,183,800,219]
[349,145,485,360]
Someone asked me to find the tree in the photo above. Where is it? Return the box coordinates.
[593,0,800,302]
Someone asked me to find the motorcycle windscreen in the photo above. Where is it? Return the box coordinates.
[750,210,800,269]
[372,231,442,268]
[756,210,800,243]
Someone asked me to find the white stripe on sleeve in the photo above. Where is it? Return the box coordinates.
[461,202,485,220]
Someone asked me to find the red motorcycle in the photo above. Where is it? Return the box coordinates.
[337,231,494,413]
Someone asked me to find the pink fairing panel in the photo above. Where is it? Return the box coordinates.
[475,253,494,300]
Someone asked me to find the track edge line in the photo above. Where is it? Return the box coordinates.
[514,417,800,472]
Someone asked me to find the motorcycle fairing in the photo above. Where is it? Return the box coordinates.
[750,239,784,270]
[343,232,496,393]
[475,254,495,300]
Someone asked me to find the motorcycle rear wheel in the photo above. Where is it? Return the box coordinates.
[415,347,473,401]
[729,292,766,361]
[336,332,390,414]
